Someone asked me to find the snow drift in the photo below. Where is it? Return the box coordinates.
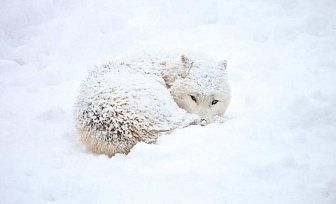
[1,0,336,203]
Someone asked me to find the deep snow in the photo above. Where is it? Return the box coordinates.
[1,0,336,203]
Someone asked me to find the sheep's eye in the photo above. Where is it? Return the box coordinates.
[190,95,197,102]
[212,100,219,105]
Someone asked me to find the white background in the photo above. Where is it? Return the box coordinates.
[1,0,336,203]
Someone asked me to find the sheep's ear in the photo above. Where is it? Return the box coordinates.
[218,60,227,70]
[180,54,194,78]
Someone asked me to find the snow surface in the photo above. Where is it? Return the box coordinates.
[1,0,336,203]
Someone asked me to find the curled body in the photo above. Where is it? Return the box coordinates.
[74,54,231,156]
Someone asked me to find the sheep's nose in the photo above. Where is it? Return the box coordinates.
[200,119,207,126]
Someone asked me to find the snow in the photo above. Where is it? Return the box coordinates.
[1,0,336,203]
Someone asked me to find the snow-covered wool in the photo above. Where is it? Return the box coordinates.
[74,54,230,156]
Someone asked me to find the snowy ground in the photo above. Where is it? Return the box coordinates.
[1,0,336,203]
